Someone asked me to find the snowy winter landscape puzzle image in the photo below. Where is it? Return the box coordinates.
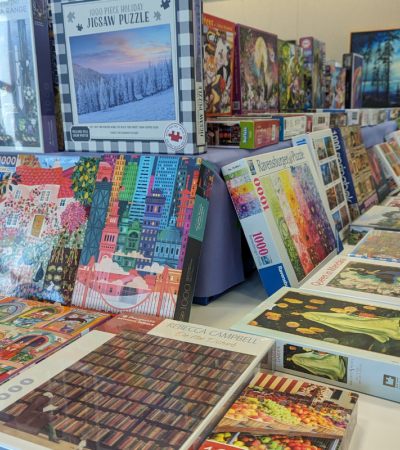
[69,24,175,123]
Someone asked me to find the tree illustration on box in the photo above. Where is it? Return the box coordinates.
[351,29,400,107]
[75,59,173,115]
[71,158,99,206]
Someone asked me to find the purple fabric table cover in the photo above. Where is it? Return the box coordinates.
[196,121,397,299]
[0,122,396,301]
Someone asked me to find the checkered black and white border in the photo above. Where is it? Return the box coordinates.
[51,0,205,154]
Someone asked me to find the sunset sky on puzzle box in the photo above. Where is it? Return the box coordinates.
[69,24,172,74]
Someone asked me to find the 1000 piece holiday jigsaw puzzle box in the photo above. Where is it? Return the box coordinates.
[51,0,206,154]
[232,287,400,403]
[222,145,337,297]
[0,0,57,152]
[0,315,274,450]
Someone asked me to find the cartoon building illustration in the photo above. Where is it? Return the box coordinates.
[72,155,214,318]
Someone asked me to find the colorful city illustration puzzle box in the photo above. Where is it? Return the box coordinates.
[51,0,206,153]
[232,287,400,402]
[349,229,400,263]
[233,24,279,114]
[222,145,337,297]
[0,0,57,152]
[0,316,274,450]
[71,155,214,322]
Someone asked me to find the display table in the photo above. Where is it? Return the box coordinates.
[195,120,397,301]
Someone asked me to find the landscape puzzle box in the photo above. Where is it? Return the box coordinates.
[51,0,206,153]
[232,287,400,402]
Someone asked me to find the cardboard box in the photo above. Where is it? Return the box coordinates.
[233,24,279,114]
[271,114,308,140]
[300,37,326,110]
[232,287,400,403]
[346,110,361,126]
[207,119,279,149]
[306,113,330,132]
[343,53,363,109]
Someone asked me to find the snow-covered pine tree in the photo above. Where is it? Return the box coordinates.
[76,84,83,114]
[127,76,133,102]
[99,78,106,110]
[91,83,99,112]
[146,62,156,96]
[167,59,173,86]
[134,72,142,99]
[141,70,148,97]
[77,84,88,114]
[121,74,129,104]
[157,62,163,92]
[109,78,115,107]
[162,60,170,90]
[114,75,120,105]
[85,85,93,113]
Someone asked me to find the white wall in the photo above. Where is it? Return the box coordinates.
[203,0,400,63]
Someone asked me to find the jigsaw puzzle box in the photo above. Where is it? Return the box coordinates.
[232,287,400,403]
[222,145,338,297]
[0,0,57,153]
[51,0,206,154]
